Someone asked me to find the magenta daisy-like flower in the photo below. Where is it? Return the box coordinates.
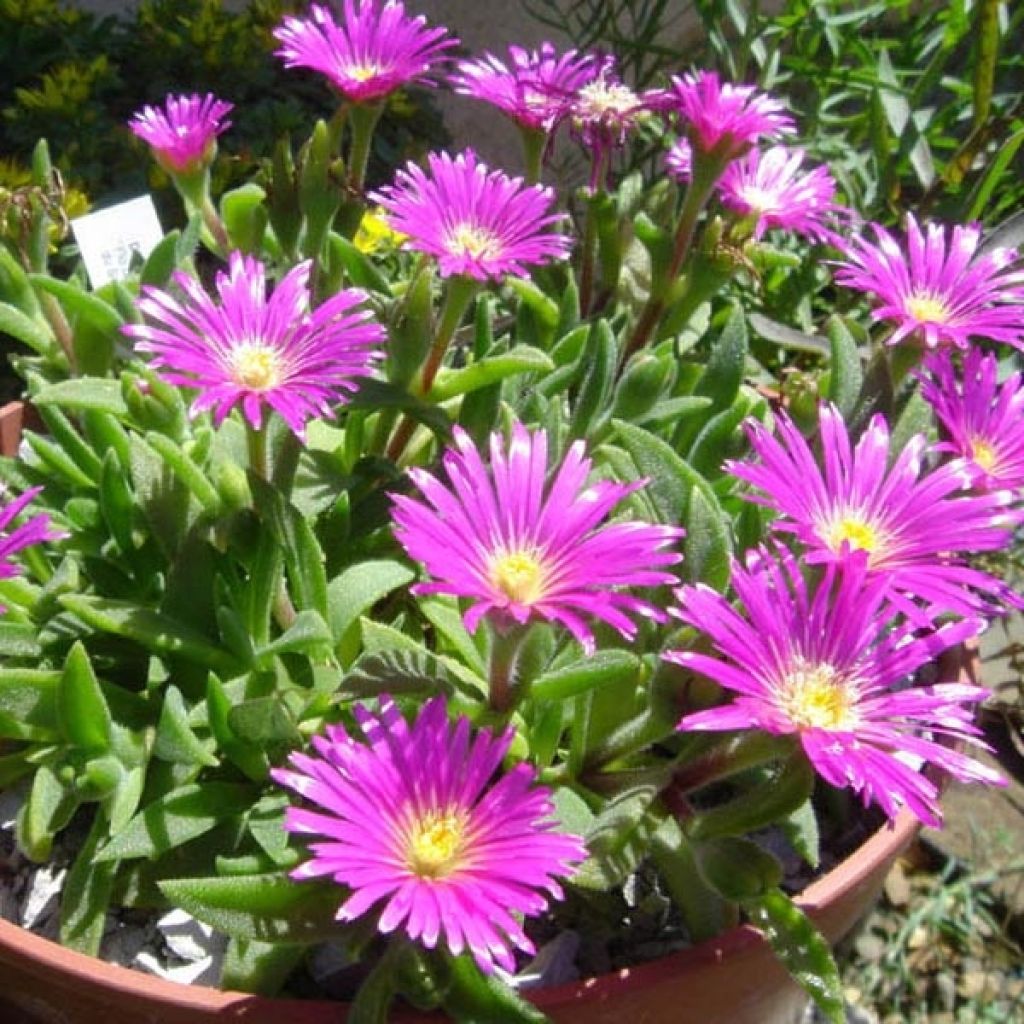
[667,548,1003,827]
[658,71,794,160]
[727,403,1019,620]
[124,252,383,440]
[391,424,684,653]
[570,59,651,157]
[0,488,62,612]
[273,695,585,973]
[370,150,571,281]
[921,349,1024,492]
[450,43,598,134]
[833,215,1024,351]
[127,93,233,174]
[717,146,838,241]
[272,1,456,103]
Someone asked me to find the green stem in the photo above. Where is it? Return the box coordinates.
[245,422,269,481]
[386,275,480,464]
[38,292,75,372]
[202,197,230,256]
[519,127,546,185]
[621,154,723,362]
[669,731,795,795]
[578,192,599,317]
[488,624,528,715]
[348,101,384,194]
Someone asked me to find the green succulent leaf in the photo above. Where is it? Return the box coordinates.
[96,782,256,862]
[154,685,218,767]
[0,668,61,741]
[694,836,783,902]
[157,872,349,943]
[33,378,128,417]
[57,641,112,753]
[531,649,641,702]
[746,888,845,1024]
[327,558,415,663]
[220,937,308,997]
[60,811,117,956]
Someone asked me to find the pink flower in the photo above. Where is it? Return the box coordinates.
[717,146,839,241]
[833,215,1024,351]
[273,0,456,103]
[124,252,383,440]
[570,59,652,159]
[658,71,794,160]
[921,348,1024,492]
[727,403,1019,620]
[273,695,585,973]
[450,43,598,134]
[0,488,62,612]
[667,548,1003,827]
[127,93,233,174]
[391,424,684,653]
[370,150,571,281]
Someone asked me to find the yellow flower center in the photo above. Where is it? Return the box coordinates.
[446,222,502,261]
[970,436,998,473]
[779,661,856,731]
[408,812,465,878]
[229,343,283,391]
[823,514,881,557]
[905,292,951,325]
[576,79,640,119]
[345,62,383,83]
[490,550,547,605]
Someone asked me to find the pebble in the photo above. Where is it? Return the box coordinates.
[20,863,65,937]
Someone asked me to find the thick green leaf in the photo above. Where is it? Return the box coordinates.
[140,230,180,288]
[431,346,554,402]
[686,755,815,840]
[0,668,61,740]
[531,650,641,702]
[158,873,349,943]
[694,836,783,901]
[695,304,747,408]
[569,319,617,440]
[826,316,863,419]
[341,648,456,700]
[58,642,112,752]
[441,955,549,1024]
[221,184,268,254]
[417,596,486,676]
[154,685,218,767]
[327,559,414,662]
[19,762,78,862]
[256,610,333,661]
[346,378,453,443]
[96,782,255,862]
[328,233,391,295]
[221,938,307,997]
[30,274,123,334]
[748,313,827,355]
[59,596,242,675]
[249,476,328,620]
[60,811,117,955]
[0,301,54,354]
[573,785,658,891]
[747,888,844,1024]
[33,378,128,417]
[0,622,42,658]
[227,697,301,746]
[683,485,732,591]
[614,419,724,532]
[348,941,404,1024]
[889,388,934,459]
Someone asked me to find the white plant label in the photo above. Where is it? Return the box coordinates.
[71,196,164,288]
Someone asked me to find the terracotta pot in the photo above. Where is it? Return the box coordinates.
[0,398,950,1023]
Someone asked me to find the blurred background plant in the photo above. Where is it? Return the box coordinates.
[0,0,448,219]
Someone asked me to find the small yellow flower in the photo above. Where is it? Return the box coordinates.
[353,207,407,254]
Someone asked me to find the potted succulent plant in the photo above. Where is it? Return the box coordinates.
[0,2,1019,1022]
